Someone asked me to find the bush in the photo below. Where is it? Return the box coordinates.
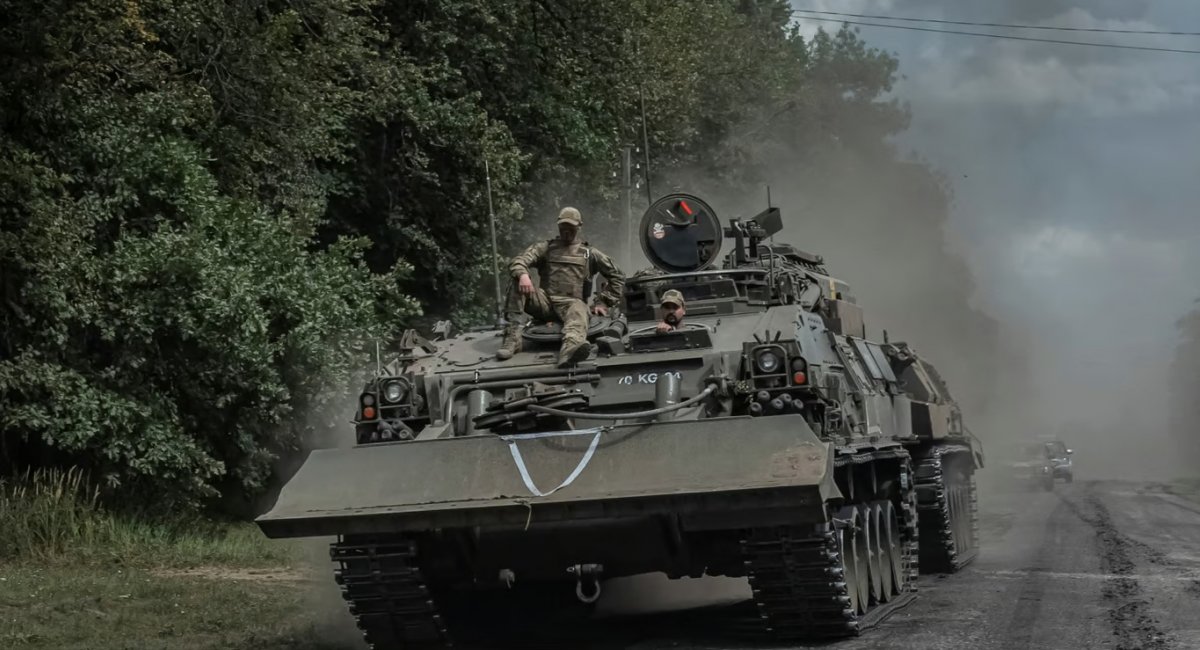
[0,205,415,507]
[0,0,417,509]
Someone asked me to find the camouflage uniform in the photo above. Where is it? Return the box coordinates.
[498,208,625,365]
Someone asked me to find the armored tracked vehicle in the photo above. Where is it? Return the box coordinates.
[257,193,984,647]
[1044,439,1074,484]
[1006,439,1072,490]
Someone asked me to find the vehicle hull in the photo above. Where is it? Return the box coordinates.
[256,415,840,540]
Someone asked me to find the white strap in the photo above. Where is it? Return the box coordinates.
[500,428,603,441]
[500,428,604,497]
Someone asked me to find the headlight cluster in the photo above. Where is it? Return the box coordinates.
[383,379,408,403]
[359,377,412,422]
[359,393,377,420]
[755,349,782,373]
[357,375,419,444]
[749,344,808,387]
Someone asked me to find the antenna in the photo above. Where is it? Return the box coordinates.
[767,234,776,294]
[766,185,772,209]
[485,158,502,325]
[636,34,653,204]
[638,82,652,204]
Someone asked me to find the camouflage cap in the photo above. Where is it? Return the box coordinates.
[660,289,685,308]
[556,207,582,227]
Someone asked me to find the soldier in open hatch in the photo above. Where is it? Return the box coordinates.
[655,289,686,333]
[497,207,625,366]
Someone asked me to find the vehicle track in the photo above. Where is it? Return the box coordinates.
[1186,579,1200,598]
[999,496,1068,649]
[1064,486,1172,650]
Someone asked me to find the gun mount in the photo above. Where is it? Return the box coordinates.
[625,193,851,333]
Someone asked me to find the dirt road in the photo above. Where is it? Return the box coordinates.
[572,480,1200,650]
[308,480,1200,649]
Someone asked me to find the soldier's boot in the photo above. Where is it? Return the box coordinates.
[496,324,524,360]
[556,337,593,367]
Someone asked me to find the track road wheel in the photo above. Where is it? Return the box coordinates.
[835,507,863,616]
[837,506,869,615]
[882,500,912,597]
[740,454,919,641]
[872,503,895,602]
[861,504,883,605]
[952,484,967,557]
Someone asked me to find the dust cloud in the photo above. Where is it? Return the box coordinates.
[582,2,1200,610]
[624,1,1200,485]
[295,537,365,647]
[282,1,1200,627]
[255,370,371,646]
[865,0,1200,482]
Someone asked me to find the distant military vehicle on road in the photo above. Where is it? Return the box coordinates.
[1004,439,1073,491]
[1041,438,1074,485]
[257,193,984,647]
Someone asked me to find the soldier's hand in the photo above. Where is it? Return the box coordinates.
[591,303,608,316]
[518,274,535,294]
[656,321,671,333]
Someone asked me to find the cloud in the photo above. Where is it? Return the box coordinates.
[910,54,1200,118]
[792,2,1200,118]
[787,0,1200,461]
[790,0,901,41]
[1012,225,1184,279]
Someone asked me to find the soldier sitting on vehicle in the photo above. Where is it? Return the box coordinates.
[497,207,625,366]
[655,289,686,334]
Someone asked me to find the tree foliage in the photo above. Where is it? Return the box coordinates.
[0,0,415,506]
[0,0,988,508]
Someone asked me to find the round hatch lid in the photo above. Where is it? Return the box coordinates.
[638,193,724,273]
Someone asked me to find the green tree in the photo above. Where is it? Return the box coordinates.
[0,0,415,506]
[1,0,998,508]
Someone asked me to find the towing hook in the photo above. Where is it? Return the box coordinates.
[567,563,604,604]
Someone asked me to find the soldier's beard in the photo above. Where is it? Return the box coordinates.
[665,313,680,326]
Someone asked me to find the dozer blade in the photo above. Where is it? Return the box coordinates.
[256,415,839,538]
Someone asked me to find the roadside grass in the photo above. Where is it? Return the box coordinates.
[0,564,357,650]
[0,468,293,568]
[0,469,359,649]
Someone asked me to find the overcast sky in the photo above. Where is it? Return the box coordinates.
[791,1,1200,470]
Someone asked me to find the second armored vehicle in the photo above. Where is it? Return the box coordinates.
[1043,439,1074,484]
[257,193,984,647]
[1004,438,1073,491]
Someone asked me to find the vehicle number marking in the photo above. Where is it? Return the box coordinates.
[617,371,682,385]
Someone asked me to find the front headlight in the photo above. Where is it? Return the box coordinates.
[755,350,782,374]
[383,380,407,403]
